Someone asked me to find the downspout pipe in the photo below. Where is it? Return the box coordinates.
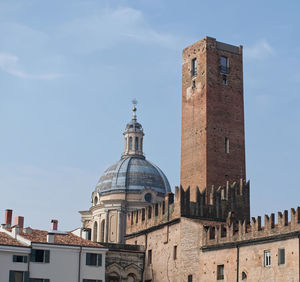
[78,246,82,282]
[236,245,240,282]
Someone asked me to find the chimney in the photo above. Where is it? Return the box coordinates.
[51,219,58,231]
[14,216,24,229]
[47,233,54,243]
[4,209,13,227]
[12,226,20,238]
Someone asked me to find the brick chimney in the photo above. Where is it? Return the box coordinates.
[4,209,13,227]
[51,219,58,231]
[14,216,24,228]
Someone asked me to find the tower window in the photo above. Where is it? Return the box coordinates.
[129,137,133,150]
[264,250,271,267]
[188,275,193,282]
[225,138,230,154]
[222,75,227,85]
[191,58,197,76]
[220,56,229,74]
[135,137,139,150]
[217,265,224,280]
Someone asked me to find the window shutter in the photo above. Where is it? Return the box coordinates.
[24,271,30,282]
[9,271,15,282]
[45,250,50,263]
[13,255,17,262]
[86,253,91,265]
[97,254,102,266]
[30,249,36,262]
[24,256,28,263]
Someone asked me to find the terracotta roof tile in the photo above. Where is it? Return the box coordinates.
[0,232,26,247]
[19,229,104,247]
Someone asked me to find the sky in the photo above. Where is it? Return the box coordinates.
[0,0,300,230]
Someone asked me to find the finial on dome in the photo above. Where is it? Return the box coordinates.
[132,99,138,120]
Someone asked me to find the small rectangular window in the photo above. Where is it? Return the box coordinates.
[191,58,197,76]
[278,248,285,265]
[173,245,177,260]
[264,250,271,267]
[86,253,102,266]
[225,138,230,154]
[13,255,28,263]
[188,275,193,282]
[222,75,227,85]
[217,265,224,280]
[220,56,229,74]
[148,250,152,265]
[31,279,50,282]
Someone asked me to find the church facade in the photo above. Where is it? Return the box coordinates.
[80,37,300,282]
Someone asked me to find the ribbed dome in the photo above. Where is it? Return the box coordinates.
[95,156,171,196]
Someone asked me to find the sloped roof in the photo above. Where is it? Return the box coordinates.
[0,231,26,247]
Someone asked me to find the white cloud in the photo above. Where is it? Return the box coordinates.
[58,7,182,53]
[0,53,64,80]
[244,40,275,60]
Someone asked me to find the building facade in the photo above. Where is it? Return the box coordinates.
[0,211,107,282]
[122,37,300,282]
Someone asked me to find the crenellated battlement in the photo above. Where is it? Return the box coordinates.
[202,207,300,248]
[126,192,178,235]
[126,179,250,235]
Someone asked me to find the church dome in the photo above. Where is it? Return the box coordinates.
[95,156,171,196]
[94,102,171,197]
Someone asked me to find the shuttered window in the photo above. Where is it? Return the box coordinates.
[12,255,28,263]
[86,253,102,266]
[30,249,50,263]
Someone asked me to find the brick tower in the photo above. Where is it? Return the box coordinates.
[181,37,246,201]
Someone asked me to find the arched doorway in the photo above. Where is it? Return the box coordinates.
[93,221,98,242]
[101,219,105,242]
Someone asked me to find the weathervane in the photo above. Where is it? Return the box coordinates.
[132,99,138,116]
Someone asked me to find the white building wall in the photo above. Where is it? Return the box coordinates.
[0,245,30,282]
[81,248,106,281]
[29,244,106,282]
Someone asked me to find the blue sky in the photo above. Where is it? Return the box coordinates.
[0,0,300,230]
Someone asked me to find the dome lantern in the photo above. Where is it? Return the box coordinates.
[122,100,144,158]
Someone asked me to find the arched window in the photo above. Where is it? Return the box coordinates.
[140,137,143,152]
[125,137,127,151]
[135,137,139,150]
[93,221,98,242]
[242,271,247,280]
[129,137,133,150]
[94,196,98,206]
[101,220,105,242]
[127,274,137,282]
